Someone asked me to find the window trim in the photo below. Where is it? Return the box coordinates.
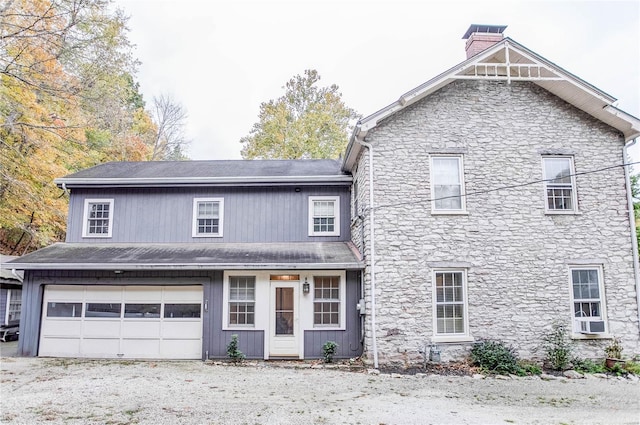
[5,289,21,324]
[82,198,114,238]
[430,155,467,214]
[431,269,472,342]
[568,265,609,337]
[192,197,224,238]
[312,275,342,329]
[542,156,578,214]
[308,196,340,237]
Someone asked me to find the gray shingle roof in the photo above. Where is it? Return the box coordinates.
[6,242,364,270]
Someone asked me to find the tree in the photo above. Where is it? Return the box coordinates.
[240,69,359,159]
[0,0,156,253]
[149,94,190,160]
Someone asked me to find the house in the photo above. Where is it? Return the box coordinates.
[342,25,640,366]
[7,24,640,365]
[9,160,364,359]
[0,255,23,341]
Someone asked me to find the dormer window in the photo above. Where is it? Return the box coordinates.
[308,196,340,236]
[82,199,114,238]
[192,198,224,237]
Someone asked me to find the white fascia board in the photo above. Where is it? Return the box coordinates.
[7,262,365,270]
[603,105,640,141]
[55,174,352,188]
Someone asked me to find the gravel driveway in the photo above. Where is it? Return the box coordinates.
[1,351,639,425]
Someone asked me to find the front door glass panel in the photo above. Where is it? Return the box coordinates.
[275,287,294,335]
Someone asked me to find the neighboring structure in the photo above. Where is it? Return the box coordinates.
[9,160,364,359]
[343,25,640,366]
[7,25,640,365]
[0,255,23,341]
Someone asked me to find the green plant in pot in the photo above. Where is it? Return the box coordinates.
[604,337,625,369]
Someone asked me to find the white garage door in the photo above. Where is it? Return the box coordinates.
[39,285,203,359]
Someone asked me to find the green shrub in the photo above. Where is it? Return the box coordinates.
[572,358,606,374]
[227,334,245,363]
[322,341,338,363]
[470,340,520,375]
[624,361,640,375]
[517,360,542,376]
[541,322,573,371]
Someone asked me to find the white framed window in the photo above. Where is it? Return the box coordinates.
[82,199,114,238]
[432,270,469,338]
[192,198,224,237]
[569,266,607,335]
[430,155,466,213]
[228,276,255,326]
[542,156,577,212]
[313,276,340,326]
[308,196,340,236]
[6,289,21,324]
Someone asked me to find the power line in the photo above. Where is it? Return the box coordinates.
[365,161,640,212]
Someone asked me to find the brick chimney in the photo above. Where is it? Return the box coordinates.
[462,24,507,59]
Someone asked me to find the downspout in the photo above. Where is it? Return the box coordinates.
[623,138,640,333]
[355,137,379,369]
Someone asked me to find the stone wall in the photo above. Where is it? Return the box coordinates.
[351,79,640,367]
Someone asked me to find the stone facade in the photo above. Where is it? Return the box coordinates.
[351,79,639,366]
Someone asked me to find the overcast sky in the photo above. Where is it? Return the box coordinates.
[112,0,640,161]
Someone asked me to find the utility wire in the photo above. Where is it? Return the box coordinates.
[366,160,640,212]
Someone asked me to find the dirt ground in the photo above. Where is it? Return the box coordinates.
[1,345,639,425]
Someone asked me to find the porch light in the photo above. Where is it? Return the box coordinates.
[303,277,310,294]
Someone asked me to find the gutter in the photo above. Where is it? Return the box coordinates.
[355,136,379,369]
[623,138,640,333]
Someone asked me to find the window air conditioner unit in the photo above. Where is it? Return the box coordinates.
[576,319,605,334]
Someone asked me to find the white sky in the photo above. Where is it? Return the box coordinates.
[112,0,640,161]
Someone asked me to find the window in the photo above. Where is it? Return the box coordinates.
[6,289,21,323]
[309,196,340,236]
[430,156,465,212]
[47,302,82,318]
[164,304,201,318]
[82,199,114,237]
[314,276,340,326]
[124,304,161,318]
[542,157,577,212]
[85,303,121,318]
[229,276,255,326]
[570,266,607,334]
[192,198,224,237]
[433,270,468,336]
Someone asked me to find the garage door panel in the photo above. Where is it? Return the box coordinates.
[39,338,81,357]
[82,338,120,358]
[122,339,161,358]
[121,321,161,338]
[40,285,203,360]
[162,321,201,339]
[162,339,201,359]
[41,320,82,337]
[83,320,122,338]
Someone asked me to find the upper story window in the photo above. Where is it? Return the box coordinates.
[430,156,466,213]
[309,196,340,236]
[542,156,577,212]
[82,199,114,238]
[570,266,607,335]
[192,198,224,237]
[433,270,469,337]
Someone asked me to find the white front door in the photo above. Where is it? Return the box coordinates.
[269,281,299,357]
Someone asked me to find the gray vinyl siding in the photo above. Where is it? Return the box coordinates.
[66,186,351,243]
[0,288,6,325]
[204,271,265,359]
[304,270,363,359]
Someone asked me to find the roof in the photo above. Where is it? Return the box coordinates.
[0,255,23,284]
[342,36,640,171]
[56,159,352,188]
[5,242,364,271]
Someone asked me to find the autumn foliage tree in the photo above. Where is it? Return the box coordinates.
[0,0,168,254]
[240,69,359,159]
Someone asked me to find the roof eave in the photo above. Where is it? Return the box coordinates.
[9,262,365,271]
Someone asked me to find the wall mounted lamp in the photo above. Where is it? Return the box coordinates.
[302,277,310,294]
